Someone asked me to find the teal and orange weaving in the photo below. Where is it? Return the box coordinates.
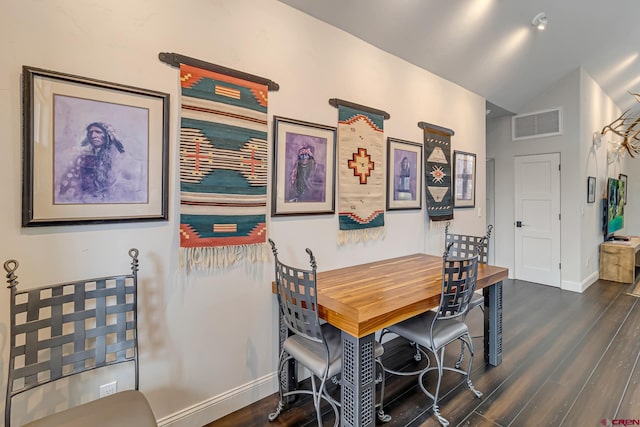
[179,64,268,269]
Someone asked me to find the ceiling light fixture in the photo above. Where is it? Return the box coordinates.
[532,12,548,30]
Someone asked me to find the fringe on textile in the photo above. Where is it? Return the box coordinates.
[337,227,386,245]
[180,243,269,272]
[430,219,450,230]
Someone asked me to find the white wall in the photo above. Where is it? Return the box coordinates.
[487,68,625,292]
[580,69,628,281]
[488,69,581,287]
[0,1,487,425]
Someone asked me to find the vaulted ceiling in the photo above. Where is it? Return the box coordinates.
[278,0,640,119]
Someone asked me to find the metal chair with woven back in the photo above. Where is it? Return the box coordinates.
[444,222,492,265]
[378,244,484,426]
[267,239,390,426]
[444,222,493,368]
[4,248,156,427]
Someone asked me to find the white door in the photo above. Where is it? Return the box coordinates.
[514,153,561,287]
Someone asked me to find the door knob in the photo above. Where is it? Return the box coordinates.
[516,221,524,227]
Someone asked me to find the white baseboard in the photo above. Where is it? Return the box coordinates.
[562,270,599,293]
[157,372,277,427]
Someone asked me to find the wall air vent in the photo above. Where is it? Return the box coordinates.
[512,107,562,141]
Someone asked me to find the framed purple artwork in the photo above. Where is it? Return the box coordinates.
[272,116,336,216]
[22,66,169,226]
[387,137,423,210]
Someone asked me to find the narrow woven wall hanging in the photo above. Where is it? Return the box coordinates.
[337,104,385,243]
[179,64,269,269]
[421,122,454,221]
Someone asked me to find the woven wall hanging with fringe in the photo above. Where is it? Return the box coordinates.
[178,64,269,270]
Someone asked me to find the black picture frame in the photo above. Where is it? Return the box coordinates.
[386,137,423,210]
[619,173,628,205]
[271,116,337,216]
[587,176,596,203]
[453,150,476,208]
[22,66,170,226]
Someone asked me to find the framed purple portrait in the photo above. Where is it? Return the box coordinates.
[387,137,423,210]
[272,116,336,216]
[22,66,169,226]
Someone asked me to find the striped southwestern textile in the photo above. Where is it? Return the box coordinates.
[179,64,268,269]
[337,105,385,243]
[423,124,454,221]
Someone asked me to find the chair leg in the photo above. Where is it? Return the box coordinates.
[415,338,482,427]
[462,336,483,398]
[375,359,391,423]
[412,341,423,361]
[268,352,289,422]
[457,305,485,367]
[434,347,449,427]
[454,339,465,369]
[308,374,341,427]
[320,377,340,427]
[268,352,340,426]
[418,346,449,427]
[310,375,323,427]
[455,310,471,369]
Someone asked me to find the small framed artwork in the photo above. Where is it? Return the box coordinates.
[272,116,336,216]
[386,137,423,210]
[22,66,170,226]
[453,150,476,208]
[587,176,596,203]
[619,173,628,205]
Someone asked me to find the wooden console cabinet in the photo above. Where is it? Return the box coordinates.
[599,236,640,284]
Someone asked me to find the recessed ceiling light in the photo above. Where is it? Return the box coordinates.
[532,12,548,31]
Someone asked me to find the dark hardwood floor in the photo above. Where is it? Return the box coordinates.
[207,279,640,426]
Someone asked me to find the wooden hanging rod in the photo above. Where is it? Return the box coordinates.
[158,52,279,91]
[417,121,454,136]
[328,98,390,120]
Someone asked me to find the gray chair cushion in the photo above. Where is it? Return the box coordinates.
[284,323,343,379]
[24,390,156,427]
[387,311,469,350]
[284,323,386,379]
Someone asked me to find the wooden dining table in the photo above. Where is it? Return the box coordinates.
[274,253,509,427]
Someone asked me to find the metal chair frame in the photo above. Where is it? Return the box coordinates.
[444,222,493,368]
[379,224,493,371]
[268,239,340,426]
[268,239,389,425]
[382,250,483,426]
[4,249,147,427]
[444,222,493,264]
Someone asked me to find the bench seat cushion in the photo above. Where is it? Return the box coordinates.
[24,390,156,427]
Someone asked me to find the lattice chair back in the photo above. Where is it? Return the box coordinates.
[4,249,140,427]
[444,222,493,264]
[434,250,479,321]
[268,239,323,344]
